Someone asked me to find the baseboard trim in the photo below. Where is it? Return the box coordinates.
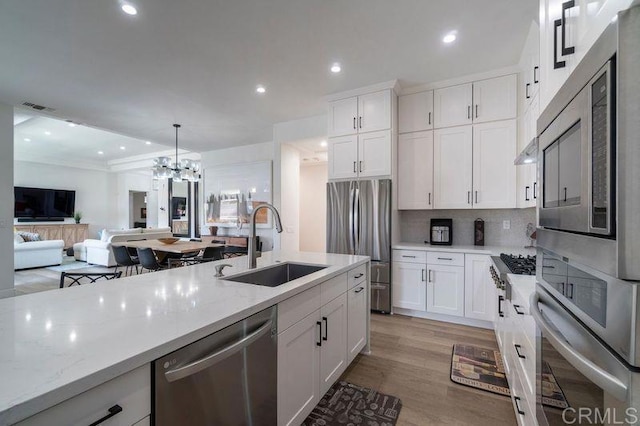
[0,287,16,299]
[391,307,494,329]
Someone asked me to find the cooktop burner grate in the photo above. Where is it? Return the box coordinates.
[499,253,536,275]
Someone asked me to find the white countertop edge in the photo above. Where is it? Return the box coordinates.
[1,253,370,425]
[393,242,536,256]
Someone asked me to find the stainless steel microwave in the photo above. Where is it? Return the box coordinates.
[537,4,640,280]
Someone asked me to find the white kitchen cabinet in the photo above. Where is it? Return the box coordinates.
[472,120,517,208]
[328,135,358,180]
[517,95,539,209]
[320,293,348,395]
[358,130,392,178]
[464,255,495,322]
[16,365,150,426]
[434,83,473,128]
[472,75,518,124]
[392,261,427,311]
[328,97,359,137]
[278,311,322,426]
[426,264,465,317]
[328,91,391,137]
[397,131,434,209]
[399,91,433,133]
[520,22,541,109]
[347,282,367,364]
[433,125,473,209]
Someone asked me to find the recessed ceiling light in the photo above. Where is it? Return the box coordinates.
[121,4,137,15]
[23,138,31,142]
[120,146,126,150]
[98,151,104,155]
[44,131,51,135]
[68,123,76,128]
[145,141,151,145]
[524,158,534,164]
[256,85,266,94]
[443,33,457,44]
[330,63,341,73]
[320,140,328,147]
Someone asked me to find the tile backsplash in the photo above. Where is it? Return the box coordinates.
[399,208,536,248]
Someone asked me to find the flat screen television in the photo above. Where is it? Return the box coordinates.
[14,187,76,219]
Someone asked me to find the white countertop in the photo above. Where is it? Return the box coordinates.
[0,251,369,425]
[507,273,537,310]
[393,242,536,257]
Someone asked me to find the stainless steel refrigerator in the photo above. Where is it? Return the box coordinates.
[327,179,391,313]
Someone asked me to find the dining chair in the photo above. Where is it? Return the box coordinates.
[169,246,225,269]
[112,245,140,276]
[137,247,167,273]
[59,272,122,288]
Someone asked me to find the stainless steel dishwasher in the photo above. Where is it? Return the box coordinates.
[153,306,277,425]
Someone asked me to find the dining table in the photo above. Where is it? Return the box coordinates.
[112,239,226,255]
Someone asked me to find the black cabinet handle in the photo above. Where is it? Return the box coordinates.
[402,255,416,258]
[353,117,356,130]
[561,1,576,56]
[354,273,364,279]
[475,105,478,118]
[553,19,566,69]
[498,295,504,317]
[564,187,568,202]
[421,269,426,282]
[428,111,432,125]
[514,396,526,415]
[359,116,362,129]
[513,304,525,315]
[533,182,537,199]
[322,317,328,341]
[353,161,356,173]
[359,161,363,173]
[437,257,453,261]
[526,83,531,99]
[525,186,530,201]
[467,105,471,119]
[428,192,431,205]
[355,286,364,293]
[567,282,574,299]
[475,191,478,204]
[534,66,539,83]
[88,405,123,426]
[514,344,526,359]
[316,321,322,346]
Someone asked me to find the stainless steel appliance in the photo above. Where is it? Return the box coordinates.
[537,4,640,280]
[430,218,452,245]
[327,179,391,313]
[533,254,640,425]
[153,306,277,425]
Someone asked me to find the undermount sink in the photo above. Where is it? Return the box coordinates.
[225,262,327,287]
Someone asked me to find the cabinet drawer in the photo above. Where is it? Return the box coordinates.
[348,264,367,288]
[427,252,464,267]
[321,273,348,306]
[278,285,321,333]
[16,365,150,426]
[392,250,427,264]
[510,324,536,399]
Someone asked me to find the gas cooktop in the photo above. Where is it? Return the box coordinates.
[499,253,536,275]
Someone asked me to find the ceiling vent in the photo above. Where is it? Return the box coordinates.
[21,102,56,112]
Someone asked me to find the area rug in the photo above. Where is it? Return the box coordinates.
[302,381,402,426]
[450,344,569,409]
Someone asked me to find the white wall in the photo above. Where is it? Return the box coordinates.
[199,141,276,249]
[14,161,112,239]
[299,163,327,252]
[280,145,300,251]
[0,104,14,298]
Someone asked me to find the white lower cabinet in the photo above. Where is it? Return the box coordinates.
[392,261,427,311]
[277,266,369,426]
[464,255,495,322]
[426,264,465,317]
[16,365,150,426]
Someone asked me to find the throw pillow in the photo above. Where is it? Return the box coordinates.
[13,233,25,244]
[17,232,41,242]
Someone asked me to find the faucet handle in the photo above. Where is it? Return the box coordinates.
[214,264,233,277]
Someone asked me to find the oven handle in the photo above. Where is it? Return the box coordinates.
[530,293,628,401]
[164,319,273,382]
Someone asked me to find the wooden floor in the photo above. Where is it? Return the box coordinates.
[341,313,516,426]
[14,259,115,296]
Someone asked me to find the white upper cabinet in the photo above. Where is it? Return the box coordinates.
[472,75,518,124]
[328,97,358,137]
[358,131,392,178]
[433,126,473,209]
[397,131,434,210]
[434,83,473,128]
[472,120,517,209]
[328,90,391,137]
[358,91,391,133]
[399,91,433,133]
[328,135,358,180]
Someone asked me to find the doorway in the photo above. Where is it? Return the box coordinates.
[129,191,148,228]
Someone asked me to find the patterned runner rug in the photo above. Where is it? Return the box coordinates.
[450,344,568,409]
[302,381,402,426]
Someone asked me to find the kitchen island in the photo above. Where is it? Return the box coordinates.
[0,251,370,425]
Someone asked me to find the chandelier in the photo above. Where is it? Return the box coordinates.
[152,124,201,182]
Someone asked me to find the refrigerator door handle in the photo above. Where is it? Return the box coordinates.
[348,187,356,254]
[354,187,360,253]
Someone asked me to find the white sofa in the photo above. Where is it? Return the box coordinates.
[83,227,174,267]
[14,237,64,270]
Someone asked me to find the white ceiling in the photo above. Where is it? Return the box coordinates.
[0,0,537,153]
